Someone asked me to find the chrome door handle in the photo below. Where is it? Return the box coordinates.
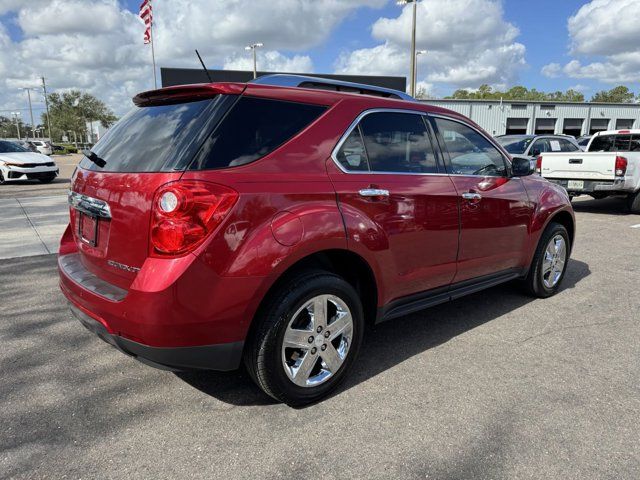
[359,188,389,197]
[461,192,482,201]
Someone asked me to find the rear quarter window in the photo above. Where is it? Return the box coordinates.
[188,97,327,170]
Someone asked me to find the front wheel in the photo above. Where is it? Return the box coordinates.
[244,270,364,406]
[523,222,570,298]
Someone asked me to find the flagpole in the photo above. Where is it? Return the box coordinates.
[149,2,157,89]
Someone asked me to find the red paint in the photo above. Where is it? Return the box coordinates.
[59,82,574,355]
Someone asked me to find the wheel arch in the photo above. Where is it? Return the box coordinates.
[244,249,379,348]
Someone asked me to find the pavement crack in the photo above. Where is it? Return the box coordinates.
[15,198,51,254]
[518,318,626,344]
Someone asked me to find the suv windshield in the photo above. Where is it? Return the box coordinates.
[80,95,237,172]
[496,136,533,154]
[0,140,29,153]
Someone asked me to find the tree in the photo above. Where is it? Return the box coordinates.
[591,86,636,103]
[0,115,32,139]
[41,90,117,142]
[446,85,586,102]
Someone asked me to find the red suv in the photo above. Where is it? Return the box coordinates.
[59,76,575,405]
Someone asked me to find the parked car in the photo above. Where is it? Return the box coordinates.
[0,140,59,184]
[52,144,65,153]
[537,129,640,212]
[14,140,39,152]
[30,140,53,155]
[496,134,581,168]
[576,135,591,151]
[58,76,575,405]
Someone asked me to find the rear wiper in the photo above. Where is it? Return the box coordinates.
[82,149,106,168]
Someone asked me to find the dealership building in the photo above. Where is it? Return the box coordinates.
[420,99,640,138]
[161,68,639,138]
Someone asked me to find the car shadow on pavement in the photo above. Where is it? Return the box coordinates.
[177,258,591,407]
[571,196,631,216]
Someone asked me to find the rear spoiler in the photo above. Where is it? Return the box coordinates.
[133,83,246,107]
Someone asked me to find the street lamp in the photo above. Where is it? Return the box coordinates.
[11,112,21,140]
[397,0,419,97]
[245,43,264,79]
[414,50,427,97]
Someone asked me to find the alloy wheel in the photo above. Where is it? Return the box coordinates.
[281,294,353,388]
[542,234,567,288]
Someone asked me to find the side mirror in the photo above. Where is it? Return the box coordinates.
[511,156,533,177]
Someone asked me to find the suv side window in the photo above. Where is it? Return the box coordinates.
[335,111,439,173]
[559,139,579,152]
[335,127,369,172]
[190,97,327,170]
[359,112,438,173]
[434,118,507,176]
[530,138,550,155]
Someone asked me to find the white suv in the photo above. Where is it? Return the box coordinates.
[31,141,53,155]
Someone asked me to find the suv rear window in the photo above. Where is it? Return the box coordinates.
[189,97,327,170]
[80,96,236,172]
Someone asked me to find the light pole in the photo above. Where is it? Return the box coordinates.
[245,43,264,79]
[397,0,419,97]
[414,50,427,97]
[11,112,21,140]
[21,87,37,139]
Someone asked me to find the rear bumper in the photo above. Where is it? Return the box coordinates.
[58,248,263,371]
[546,177,633,194]
[69,303,243,371]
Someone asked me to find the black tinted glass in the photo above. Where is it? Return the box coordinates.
[336,127,369,171]
[435,118,506,176]
[631,135,640,152]
[190,97,326,170]
[80,96,234,172]
[559,139,579,152]
[496,136,532,154]
[589,135,617,152]
[359,112,438,173]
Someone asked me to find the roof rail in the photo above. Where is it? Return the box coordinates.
[249,74,415,101]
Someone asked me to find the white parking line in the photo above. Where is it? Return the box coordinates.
[631,224,640,229]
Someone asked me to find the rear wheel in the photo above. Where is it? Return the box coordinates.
[523,222,570,298]
[0,171,5,185]
[244,270,364,406]
[628,191,640,214]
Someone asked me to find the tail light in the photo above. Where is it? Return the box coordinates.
[535,155,543,174]
[615,156,627,177]
[150,181,238,256]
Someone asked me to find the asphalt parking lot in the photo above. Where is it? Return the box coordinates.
[1,169,639,478]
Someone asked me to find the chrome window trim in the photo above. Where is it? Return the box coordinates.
[428,113,513,177]
[330,108,446,176]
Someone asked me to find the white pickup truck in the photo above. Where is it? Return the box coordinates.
[537,129,640,213]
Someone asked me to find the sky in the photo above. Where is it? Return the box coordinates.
[1,0,639,120]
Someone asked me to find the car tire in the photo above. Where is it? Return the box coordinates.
[627,191,640,214]
[244,270,364,406]
[38,175,56,184]
[0,171,5,185]
[523,222,570,298]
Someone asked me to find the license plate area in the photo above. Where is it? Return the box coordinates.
[567,180,584,190]
[78,212,99,247]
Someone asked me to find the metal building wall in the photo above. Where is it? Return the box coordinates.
[424,99,640,137]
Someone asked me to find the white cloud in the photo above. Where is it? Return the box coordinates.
[335,0,526,90]
[0,0,385,117]
[541,63,562,78]
[223,51,313,73]
[547,0,640,84]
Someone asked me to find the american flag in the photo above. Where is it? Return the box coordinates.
[139,0,152,44]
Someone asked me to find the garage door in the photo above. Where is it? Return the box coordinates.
[535,118,556,134]
[615,119,635,130]
[590,118,610,135]
[506,118,528,135]
[563,118,583,137]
